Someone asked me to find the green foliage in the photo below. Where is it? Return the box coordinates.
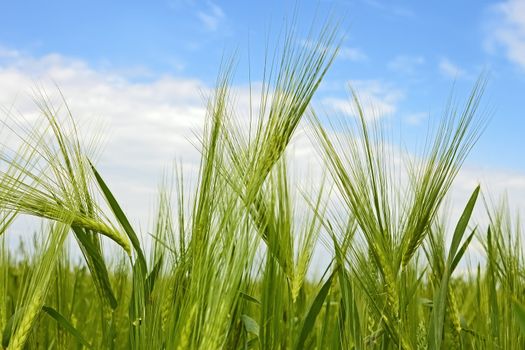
[0,20,521,350]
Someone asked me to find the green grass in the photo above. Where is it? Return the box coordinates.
[0,22,523,350]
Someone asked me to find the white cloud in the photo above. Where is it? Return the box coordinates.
[388,55,424,74]
[1,48,524,269]
[404,112,428,125]
[448,166,525,239]
[197,2,225,31]
[322,80,404,120]
[486,0,525,70]
[439,57,467,79]
[0,46,20,59]
[301,40,366,62]
[338,47,367,61]
[0,52,208,225]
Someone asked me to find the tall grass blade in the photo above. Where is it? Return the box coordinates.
[429,185,480,350]
[42,305,92,348]
[89,161,145,267]
[295,269,336,350]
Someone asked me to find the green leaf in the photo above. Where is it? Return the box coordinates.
[241,314,260,337]
[246,338,259,349]
[451,228,476,273]
[295,269,336,350]
[42,305,92,348]
[145,254,164,297]
[448,185,480,264]
[89,161,147,272]
[240,292,261,305]
[72,226,118,309]
[430,186,480,350]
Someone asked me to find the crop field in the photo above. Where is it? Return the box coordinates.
[0,25,524,350]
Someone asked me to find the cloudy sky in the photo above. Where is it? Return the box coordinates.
[0,0,524,244]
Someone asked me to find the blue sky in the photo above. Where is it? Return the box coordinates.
[0,0,524,227]
[1,1,524,169]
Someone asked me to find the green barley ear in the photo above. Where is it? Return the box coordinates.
[479,196,525,345]
[0,91,132,308]
[400,78,487,269]
[217,20,340,280]
[291,174,328,302]
[309,96,405,344]
[176,305,197,350]
[310,77,487,348]
[5,222,69,350]
[0,92,131,254]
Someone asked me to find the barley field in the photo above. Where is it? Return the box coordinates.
[0,25,524,350]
